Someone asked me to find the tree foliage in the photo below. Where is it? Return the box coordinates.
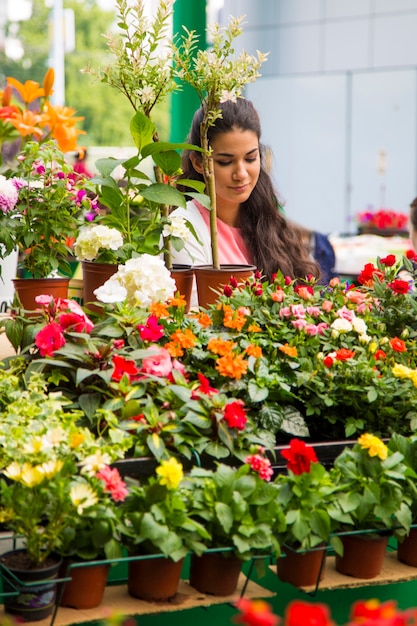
[1,0,170,146]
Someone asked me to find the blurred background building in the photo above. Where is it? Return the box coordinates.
[216,0,417,234]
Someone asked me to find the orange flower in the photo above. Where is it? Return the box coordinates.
[7,110,44,138]
[167,294,187,308]
[279,343,298,358]
[7,76,45,105]
[190,312,212,327]
[43,68,55,98]
[170,329,196,349]
[1,84,13,106]
[207,338,236,356]
[149,302,170,318]
[216,353,248,379]
[222,304,247,331]
[245,344,262,358]
[247,324,262,333]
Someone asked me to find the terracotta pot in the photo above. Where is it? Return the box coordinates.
[82,261,118,310]
[127,555,183,601]
[189,551,242,596]
[0,549,62,622]
[170,264,194,313]
[12,277,70,311]
[397,527,417,567]
[277,544,326,587]
[335,533,389,579]
[59,559,110,609]
[193,264,257,308]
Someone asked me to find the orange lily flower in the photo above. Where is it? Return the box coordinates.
[43,68,55,98]
[7,77,45,106]
[0,105,19,121]
[1,84,13,106]
[53,123,86,152]
[7,110,44,138]
[43,102,85,128]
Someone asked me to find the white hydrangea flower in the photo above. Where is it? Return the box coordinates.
[95,254,176,307]
[74,225,124,261]
[0,175,19,214]
[94,277,127,304]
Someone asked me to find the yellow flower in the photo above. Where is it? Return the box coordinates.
[392,363,413,379]
[70,432,86,448]
[156,458,183,490]
[19,464,45,487]
[358,433,388,460]
[70,483,98,514]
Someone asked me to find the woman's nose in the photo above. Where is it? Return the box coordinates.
[232,162,246,180]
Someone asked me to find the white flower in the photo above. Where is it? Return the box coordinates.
[70,482,98,514]
[220,89,238,103]
[94,277,127,304]
[0,175,19,214]
[330,318,353,334]
[162,215,191,241]
[351,317,367,335]
[79,451,112,476]
[96,255,176,307]
[74,224,124,261]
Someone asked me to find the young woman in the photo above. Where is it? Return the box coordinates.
[171,98,320,303]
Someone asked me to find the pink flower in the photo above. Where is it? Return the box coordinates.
[321,300,333,312]
[306,306,321,318]
[96,466,128,502]
[35,322,66,356]
[279,307,292,318]
[245,454,274,481]
[291,304,306,318]
[141,346,173,377]
[336,306,355,322]
[137,315,164,342]
[292,319,307,330]
[305,324,319,336]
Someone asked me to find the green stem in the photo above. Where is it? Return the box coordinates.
[200,122,219,269]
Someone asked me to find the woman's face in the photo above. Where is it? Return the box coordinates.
[193,127,261,215]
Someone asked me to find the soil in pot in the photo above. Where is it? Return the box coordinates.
[0,549,62,622]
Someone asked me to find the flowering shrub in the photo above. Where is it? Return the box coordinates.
[0,67,86,165]
[357,208,409,231]
[274,439,341,552]
[0,140,96,276]
[330,433,412,538]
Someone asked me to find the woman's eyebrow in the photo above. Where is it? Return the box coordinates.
[214,147,259,157]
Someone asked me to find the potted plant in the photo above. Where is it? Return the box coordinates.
[330,433,412,579]
[0,140,96,309]
[120,456,209,601]
[172,16,268,306]
[274,438,342,588]
[78,0,205,309]
[57,465,127,610]
[183,455,285,596]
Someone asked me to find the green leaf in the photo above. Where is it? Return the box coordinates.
[215,502,233,534]
[247,380,269,403]
[130,111,155,153]
[152,150,181,176]
[140,183,187,208]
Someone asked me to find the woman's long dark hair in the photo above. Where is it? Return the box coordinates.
[178,98,320,282]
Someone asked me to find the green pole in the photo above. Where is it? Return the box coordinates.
[170,0,206,143]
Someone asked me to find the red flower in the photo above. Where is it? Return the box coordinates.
[294,284,314,296]
[223,284,233,297]
[406,249,417,261]
[223,400,247,430]
[280,439,318,475]
[380,254,396,266]
[388,279,410,294]
[58,311,93,333]
[323,355,334,368]
[191,373,218,398]
[349,599,399,624]
[357,263,384,286]
[137,315,164,342]
[335,348,355,361]
[374,349,386,360]
[234,598,279,626]
[35,322,66,356]
[284,600,334,626]
[389,337,407,353]
[111,355,140,382]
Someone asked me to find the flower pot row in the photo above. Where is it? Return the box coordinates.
[0,548,245,622]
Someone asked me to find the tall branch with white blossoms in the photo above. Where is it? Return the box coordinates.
[84,0,177,120]
[173,16,268,269]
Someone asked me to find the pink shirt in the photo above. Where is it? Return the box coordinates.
[196,204,253,265]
